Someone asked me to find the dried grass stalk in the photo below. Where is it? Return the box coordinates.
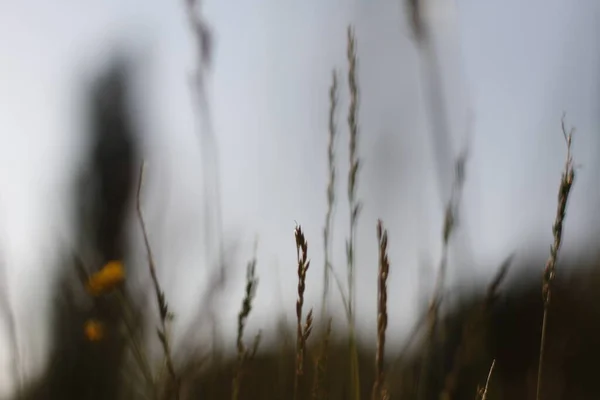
[294,225,312,400]
[346,24,362,400]
[536,115,576,400]
[232,251,259,400]
[372,221,390,400]
[137,162,179,399]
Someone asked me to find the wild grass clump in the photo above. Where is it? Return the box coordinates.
[4,4,597,400]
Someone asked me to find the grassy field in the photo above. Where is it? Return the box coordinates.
[4,2,599,400]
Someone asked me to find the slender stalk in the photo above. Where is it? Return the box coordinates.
[418,150,467,400]
[536,116,575,400]
[232,251,259,400]
[346,25,362,400]
[183,2,227,355]
[115,289,156,393]
[294,225,313,400]
[137,162,180,399]
[479,359,495,400]
[322,70,339,319]
[372,221,390,400]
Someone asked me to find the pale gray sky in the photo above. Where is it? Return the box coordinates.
[0,0,598,396]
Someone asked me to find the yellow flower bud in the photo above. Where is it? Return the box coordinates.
[84,320,104,342]
[86,260,125,296]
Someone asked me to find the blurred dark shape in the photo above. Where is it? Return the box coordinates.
[22,54,142,400]
[405,0,426,44]
[399,257,600,400]
[87,57,139,263]
[174,258,600,400]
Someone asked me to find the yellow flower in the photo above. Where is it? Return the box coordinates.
[84,319,104,341]
[86,260,125,296]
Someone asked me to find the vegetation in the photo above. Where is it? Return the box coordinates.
[2,1,599,400]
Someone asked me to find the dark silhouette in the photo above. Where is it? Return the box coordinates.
[22,55,142,400]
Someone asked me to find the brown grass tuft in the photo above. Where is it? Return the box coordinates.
[294,225,312,400]
[371,220,390,400]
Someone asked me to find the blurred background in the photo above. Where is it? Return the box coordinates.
[0,0,599,398]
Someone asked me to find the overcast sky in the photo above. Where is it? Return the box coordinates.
[0,0,599,396]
